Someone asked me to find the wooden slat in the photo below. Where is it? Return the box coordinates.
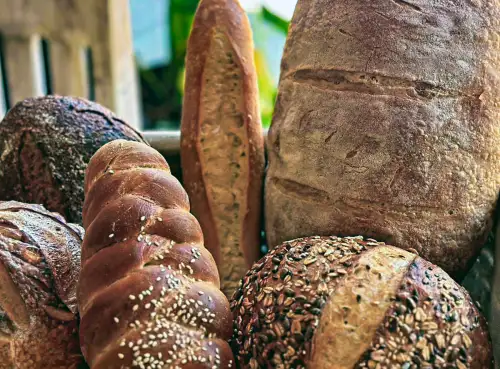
[107,0,142,129]
[50,40,87,98]
[3,33,44,104]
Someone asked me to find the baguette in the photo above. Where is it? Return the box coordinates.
[181,0,265,297]
[265,0,500,279]
[77,140,234,369]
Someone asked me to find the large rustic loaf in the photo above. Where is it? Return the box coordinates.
[231,236,494,369]
[264,0,500,279]
[78,140,235,369]
[181,0,265,298]
[0,96,146,224]
[0,201,84,368]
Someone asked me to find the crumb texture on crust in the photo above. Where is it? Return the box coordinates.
[198,26,250,298]
[264,0,500,278]
[78,140,235,369]
[0,201,84,368]
[230,236,493,369]
[0,95,146,224]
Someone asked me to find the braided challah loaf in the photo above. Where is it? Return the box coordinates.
[77,140,235,369]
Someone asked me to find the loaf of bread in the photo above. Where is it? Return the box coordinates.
[78,140,234,368]
[0,96,146,224]
[264,0,500,279]
[231,236,493,369]
[181,0,265,297]
[0,201,84,368]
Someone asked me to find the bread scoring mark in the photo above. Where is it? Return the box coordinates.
[18,131,67,219]
[271,178,331,202]
[285,69,480,101]
[0,260,28,332]
[272,178,468,217]
[310,246,415,369]
[389,0,423,13]
[198,27,249,297]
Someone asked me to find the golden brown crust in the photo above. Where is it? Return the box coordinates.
[0,201,84,369]
[180,0,265,297]
[78,140,235,369]
[230,236,493,369]
[264,0,500,279]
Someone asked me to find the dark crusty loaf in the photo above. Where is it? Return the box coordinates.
[78,140,235,369]
[231,236,494,369]
[264,0,500,279]
[181,0,265,298]
[0,95,146,224]
[0,201,84,368]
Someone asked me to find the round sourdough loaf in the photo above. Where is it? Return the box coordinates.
[0,96,146,224]
[0,201,85,369]
[264,0,500,279]
[231,236,493,369]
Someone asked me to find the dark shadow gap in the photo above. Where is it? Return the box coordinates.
[0,33,11,111]
[85,47,95,101]
[41,38,53,95]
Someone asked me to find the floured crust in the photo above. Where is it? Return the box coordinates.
[0,201,85,368]
[181,0,265,297]
[265,0,500,279]
[230,236,493,369]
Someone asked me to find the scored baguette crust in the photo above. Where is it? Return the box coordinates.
[181,0,265,297]
[0,201,84,369]
[230,236,493,369]
[78,140,235,369]
[264,0,500,279]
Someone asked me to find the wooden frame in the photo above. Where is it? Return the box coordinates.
[0,0,142,128]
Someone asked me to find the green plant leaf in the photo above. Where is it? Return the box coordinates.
[261,6,290,35]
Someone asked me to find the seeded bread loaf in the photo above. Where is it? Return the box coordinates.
[181,0,265,297]
[231,236,494,369]
[78,140,235,369]
[264,0,500,279]
[0,96,146,224]
[0,201,85,368]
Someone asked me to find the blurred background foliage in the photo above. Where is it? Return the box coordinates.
[130,0,293,131]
